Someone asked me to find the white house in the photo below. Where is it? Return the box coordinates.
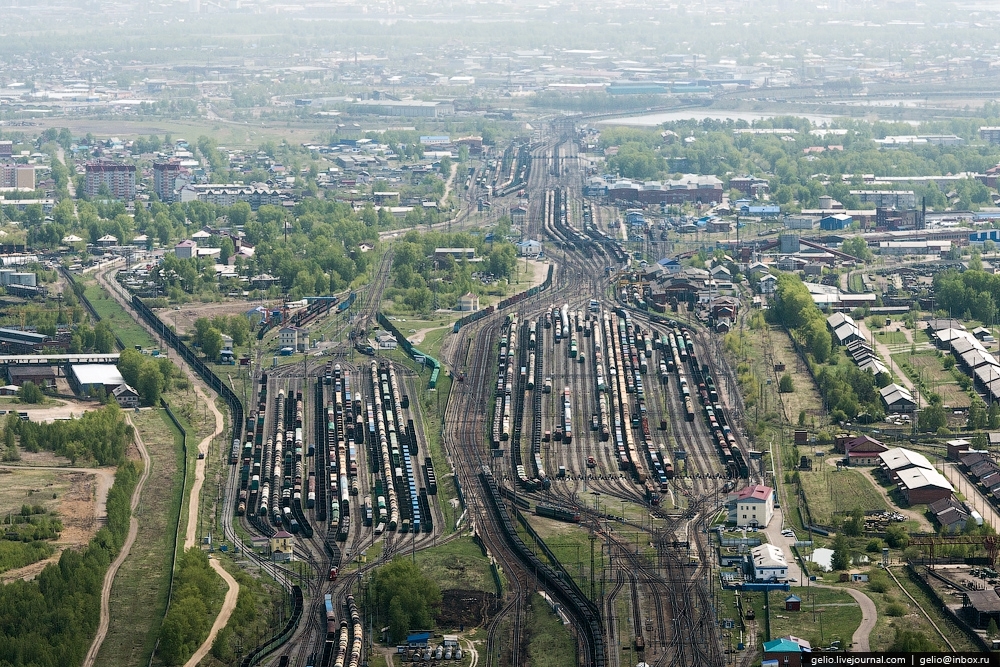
[375,330,398,350]
[729,484,774,528]
[750,544,788,582]
[758,274,777,294]
[457,292,480,312]
[516,239,542,258]
[279,326,308,352]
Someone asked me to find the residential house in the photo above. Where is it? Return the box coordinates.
[111,383,140,409]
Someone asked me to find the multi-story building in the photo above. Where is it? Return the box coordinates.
[981,127,1000,144]
[0,141,11,158]
[607,175,723,206]
[84,162,136,200]
[850,190,916,209]
[179,184,287,210]
[0,162,34,190]
[728,484,774,528]
[152,159,181,203]
[728,175,770,198]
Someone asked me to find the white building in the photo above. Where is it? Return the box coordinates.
[750,544,788,582]
[456,293,480,312]
[729,484,774,528]
[279,326,308,352]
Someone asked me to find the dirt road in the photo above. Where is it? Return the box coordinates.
[93,262,242,666]
[82,414,151,667]
[178,381,244,667]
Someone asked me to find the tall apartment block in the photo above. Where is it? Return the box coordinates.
[84,162,136,200]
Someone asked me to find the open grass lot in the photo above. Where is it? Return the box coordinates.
[863,568,979,652]
[523,513,606,599]
[895,351,971,409]
[795,467,889,527]
[415,536,498,593]
[0,468,68,516]
[94,407,184,667]
[747,586,861,649]
[82,282,157,350]
[526,593,577,667]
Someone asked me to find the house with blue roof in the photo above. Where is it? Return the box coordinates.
[656,257,683,274]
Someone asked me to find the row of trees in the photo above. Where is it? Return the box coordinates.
[158,548,222,665]
[117,349,181,406]
[596,119,1000,212]
[933,268,1000,324]
[9,404,134,465]
[770,274,886,422]
[0,459,140,667]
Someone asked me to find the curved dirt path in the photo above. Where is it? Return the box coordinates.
[92,262,241,666]
[179,383,243,667]
[183,557,240,667]
[83,414,151,667]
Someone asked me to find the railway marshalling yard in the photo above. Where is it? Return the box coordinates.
[211,136,768,667]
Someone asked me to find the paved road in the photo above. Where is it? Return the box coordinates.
[82,414,151,667]
[764,507,877,651]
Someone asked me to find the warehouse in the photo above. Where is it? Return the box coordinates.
[895,467,954,505]
[70,364,125,397]
[878,447,934,483]
[879,384,915,413]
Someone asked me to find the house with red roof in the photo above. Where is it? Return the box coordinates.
[728,484,774,528]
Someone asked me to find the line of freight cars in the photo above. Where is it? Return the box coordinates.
[321,593,363,667]
[368,361,427,534]
[479,467,606,667]
[598,310,674,495]
[328,362,362,542]
[666,324,749,479]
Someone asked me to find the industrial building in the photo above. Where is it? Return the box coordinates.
[69,364,125,396]
[351,99,455,117]
[605,175,724,206]
[728,484,774,528]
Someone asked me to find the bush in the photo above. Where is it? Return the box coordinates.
[885,602,907,617]
[779,373,794,393]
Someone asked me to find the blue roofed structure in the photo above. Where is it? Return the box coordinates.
[407,632,431,646]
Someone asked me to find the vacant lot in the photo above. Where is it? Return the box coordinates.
[796,467,889,527]
[747,586,861,649]
[82,282,156,349]
[895,352,971,409]
[0,466,107,581]
[95,408,184,667]
[415,536,497,594]
[526,593,576,667]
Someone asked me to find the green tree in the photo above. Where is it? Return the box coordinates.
[778,374,794,393]
[918,404,947,432]
[842,237,872,262]
[94,321,116,353]
[371,557,442,643]
[136,363,164,406]
[227,202,251,227]
[831,534,851,570]
[17,381,44,404]
[969,398,989,431]
[201,328,223,361]
[888,628,938,652]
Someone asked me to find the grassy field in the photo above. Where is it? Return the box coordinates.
[865,568,979,652]
[894,351,971,409]
[94,407,185,667]
[523,514,606,599]
[748,586,861,648]
[795,467,889,527]
[525,593,577,667]
[875,330,908,346]
[82,282,157,349]
[415,536,498,593]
